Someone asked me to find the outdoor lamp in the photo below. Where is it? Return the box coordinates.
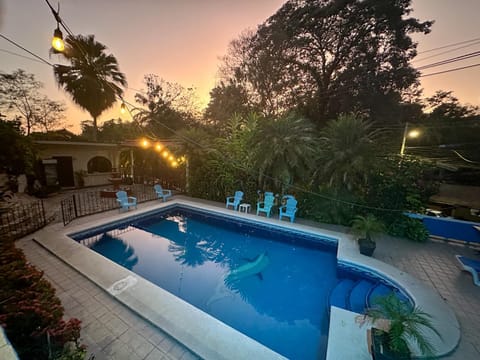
[155,143,163,152]
[408,129,421,139]
[51,26,65,52]
[400,122,421,156]
[120,102,127,114]
[141,138,149,148]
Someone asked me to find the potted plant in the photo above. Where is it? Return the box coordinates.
[351,214,385,256]
[365,293,441,359]
[74,170,87,188]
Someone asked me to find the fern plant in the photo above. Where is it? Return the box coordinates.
[351,214,385,243]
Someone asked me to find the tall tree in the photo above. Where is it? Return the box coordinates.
[0,69,65,135]
[134,74,198,138]
[222,0,432,127]
[53,34,127,141]
[33,97,66,132]
[204,80,254,132]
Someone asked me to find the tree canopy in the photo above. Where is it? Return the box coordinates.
[221,0,432,127]
[134,74,199,138]
[0,69,66,135]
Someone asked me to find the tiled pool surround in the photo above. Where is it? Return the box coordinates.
[33,199,460,359]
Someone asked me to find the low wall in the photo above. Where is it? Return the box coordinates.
[84,173,110,187]
[407,213,480,244]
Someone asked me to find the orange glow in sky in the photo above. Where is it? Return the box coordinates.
[1,0,480,133]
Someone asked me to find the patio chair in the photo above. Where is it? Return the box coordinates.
[226,191,243,211]
[455,255,480,286]
[116,190,137,212]
[257,192,275,218]
[279,197,298,223]
[154,184,172,202]
[282,194,295,202]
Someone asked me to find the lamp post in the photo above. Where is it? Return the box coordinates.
[400,122,421,156]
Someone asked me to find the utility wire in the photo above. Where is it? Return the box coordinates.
[413,40,480,63]
[416,51,480,71]
[420,62,480,77]
[416,36,480,55]
[0,48,47,64]
[0,34,54,67]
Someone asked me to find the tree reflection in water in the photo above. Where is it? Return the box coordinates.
[164,216,222,267]
[91,232,138,270]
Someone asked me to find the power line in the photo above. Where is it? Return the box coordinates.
[416,51,480,71]
[416,36,480,55]
[0,48,47,64]
[420,62,480,78]
[413,40,480,63]
[0,34,54,67]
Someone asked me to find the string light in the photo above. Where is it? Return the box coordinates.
[51,26,65,52]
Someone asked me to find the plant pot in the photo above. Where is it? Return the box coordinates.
[371,329,411,360]
[358,238,376,256]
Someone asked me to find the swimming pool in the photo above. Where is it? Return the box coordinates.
[71,204,411,359]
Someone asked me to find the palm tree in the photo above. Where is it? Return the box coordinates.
[53,34,127,141]
[252,112,318,192]
[318,113,380,193]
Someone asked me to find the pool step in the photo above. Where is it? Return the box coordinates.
[348,280,373,314]
[329,279,413,314]
[329,279,355,309]
[367,283,393,308]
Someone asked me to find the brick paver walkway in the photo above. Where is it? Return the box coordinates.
[375,235,480,359]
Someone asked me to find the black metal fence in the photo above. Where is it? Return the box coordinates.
[60,184,165,226]
[0,201,47,241]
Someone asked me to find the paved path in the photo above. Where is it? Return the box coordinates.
[18,235,199,360]
[375,234,480,359]
[16,197,480,359]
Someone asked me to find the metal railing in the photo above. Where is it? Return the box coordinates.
[60,184,175,226]
[0,201,47,241]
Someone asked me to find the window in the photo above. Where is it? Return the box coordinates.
[87,156,112,173]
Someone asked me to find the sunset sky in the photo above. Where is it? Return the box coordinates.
[1,0,480,133]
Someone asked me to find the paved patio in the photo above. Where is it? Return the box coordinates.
[15,196,480,359]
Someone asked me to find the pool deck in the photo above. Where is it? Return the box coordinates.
[16,195,480,359]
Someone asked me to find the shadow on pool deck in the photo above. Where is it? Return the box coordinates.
[16,195,480,359]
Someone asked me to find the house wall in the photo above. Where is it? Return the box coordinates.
[35,142,124,188]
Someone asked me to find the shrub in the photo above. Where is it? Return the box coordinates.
[0,241,83,359]
[387,216,429,242]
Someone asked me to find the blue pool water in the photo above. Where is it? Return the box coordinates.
[72,205,410,359]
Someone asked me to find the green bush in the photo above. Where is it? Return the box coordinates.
[0,241,83,359]
[387,216,429,242]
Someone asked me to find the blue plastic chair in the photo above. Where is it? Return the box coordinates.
[257,193,275,218]
[279,198,298,222]
[154,184,172,202]
[282,195,295,202]
[226,191,243,210]
[116,190,137,212]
